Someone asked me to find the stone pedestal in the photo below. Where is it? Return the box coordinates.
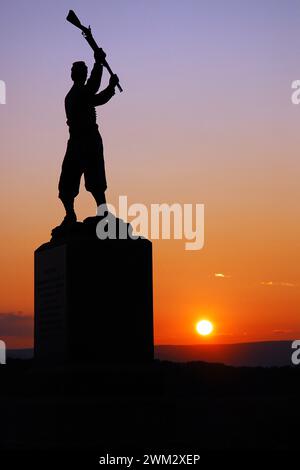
[34,219,154,363]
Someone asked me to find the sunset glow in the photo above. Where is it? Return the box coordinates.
[196,320,214,336]
[1,1,300,349]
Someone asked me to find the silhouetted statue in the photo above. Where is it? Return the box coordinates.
[34,12,154,365]
[58,49,119,226]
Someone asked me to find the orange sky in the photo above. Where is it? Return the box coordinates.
[1,1,300,348]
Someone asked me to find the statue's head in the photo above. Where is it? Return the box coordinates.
[71,61,88,84]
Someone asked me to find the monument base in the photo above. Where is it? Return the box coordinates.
[34,217,154,364]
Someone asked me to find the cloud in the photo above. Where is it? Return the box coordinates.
[260,281,296,287]
[0,312,33,337]
[214,273,231,279]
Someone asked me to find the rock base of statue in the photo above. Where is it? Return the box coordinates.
[34,216,154,364]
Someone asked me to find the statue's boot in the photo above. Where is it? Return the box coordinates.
[60,212,77,227]
[51,212,78,240]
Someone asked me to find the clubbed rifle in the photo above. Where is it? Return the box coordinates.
[66,10,123,92]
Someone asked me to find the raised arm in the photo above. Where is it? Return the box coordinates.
[86,62,103,94]
[85,48,106,94]
[92,74,119,106]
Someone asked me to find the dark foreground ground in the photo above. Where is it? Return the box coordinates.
[0,359,299,459]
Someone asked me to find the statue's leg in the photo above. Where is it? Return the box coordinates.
[58,139,82,224]
[91,190,106,207]
[84,132,107,214]
[59,196,77,224]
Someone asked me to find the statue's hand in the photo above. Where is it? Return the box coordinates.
[109,74,119,88]
[94,48,106,64]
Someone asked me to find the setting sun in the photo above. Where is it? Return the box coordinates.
[196,320,214,336]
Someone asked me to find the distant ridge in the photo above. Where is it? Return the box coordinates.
[155,341,293,367]
[7,341,294,367]
[7,348,33,360]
